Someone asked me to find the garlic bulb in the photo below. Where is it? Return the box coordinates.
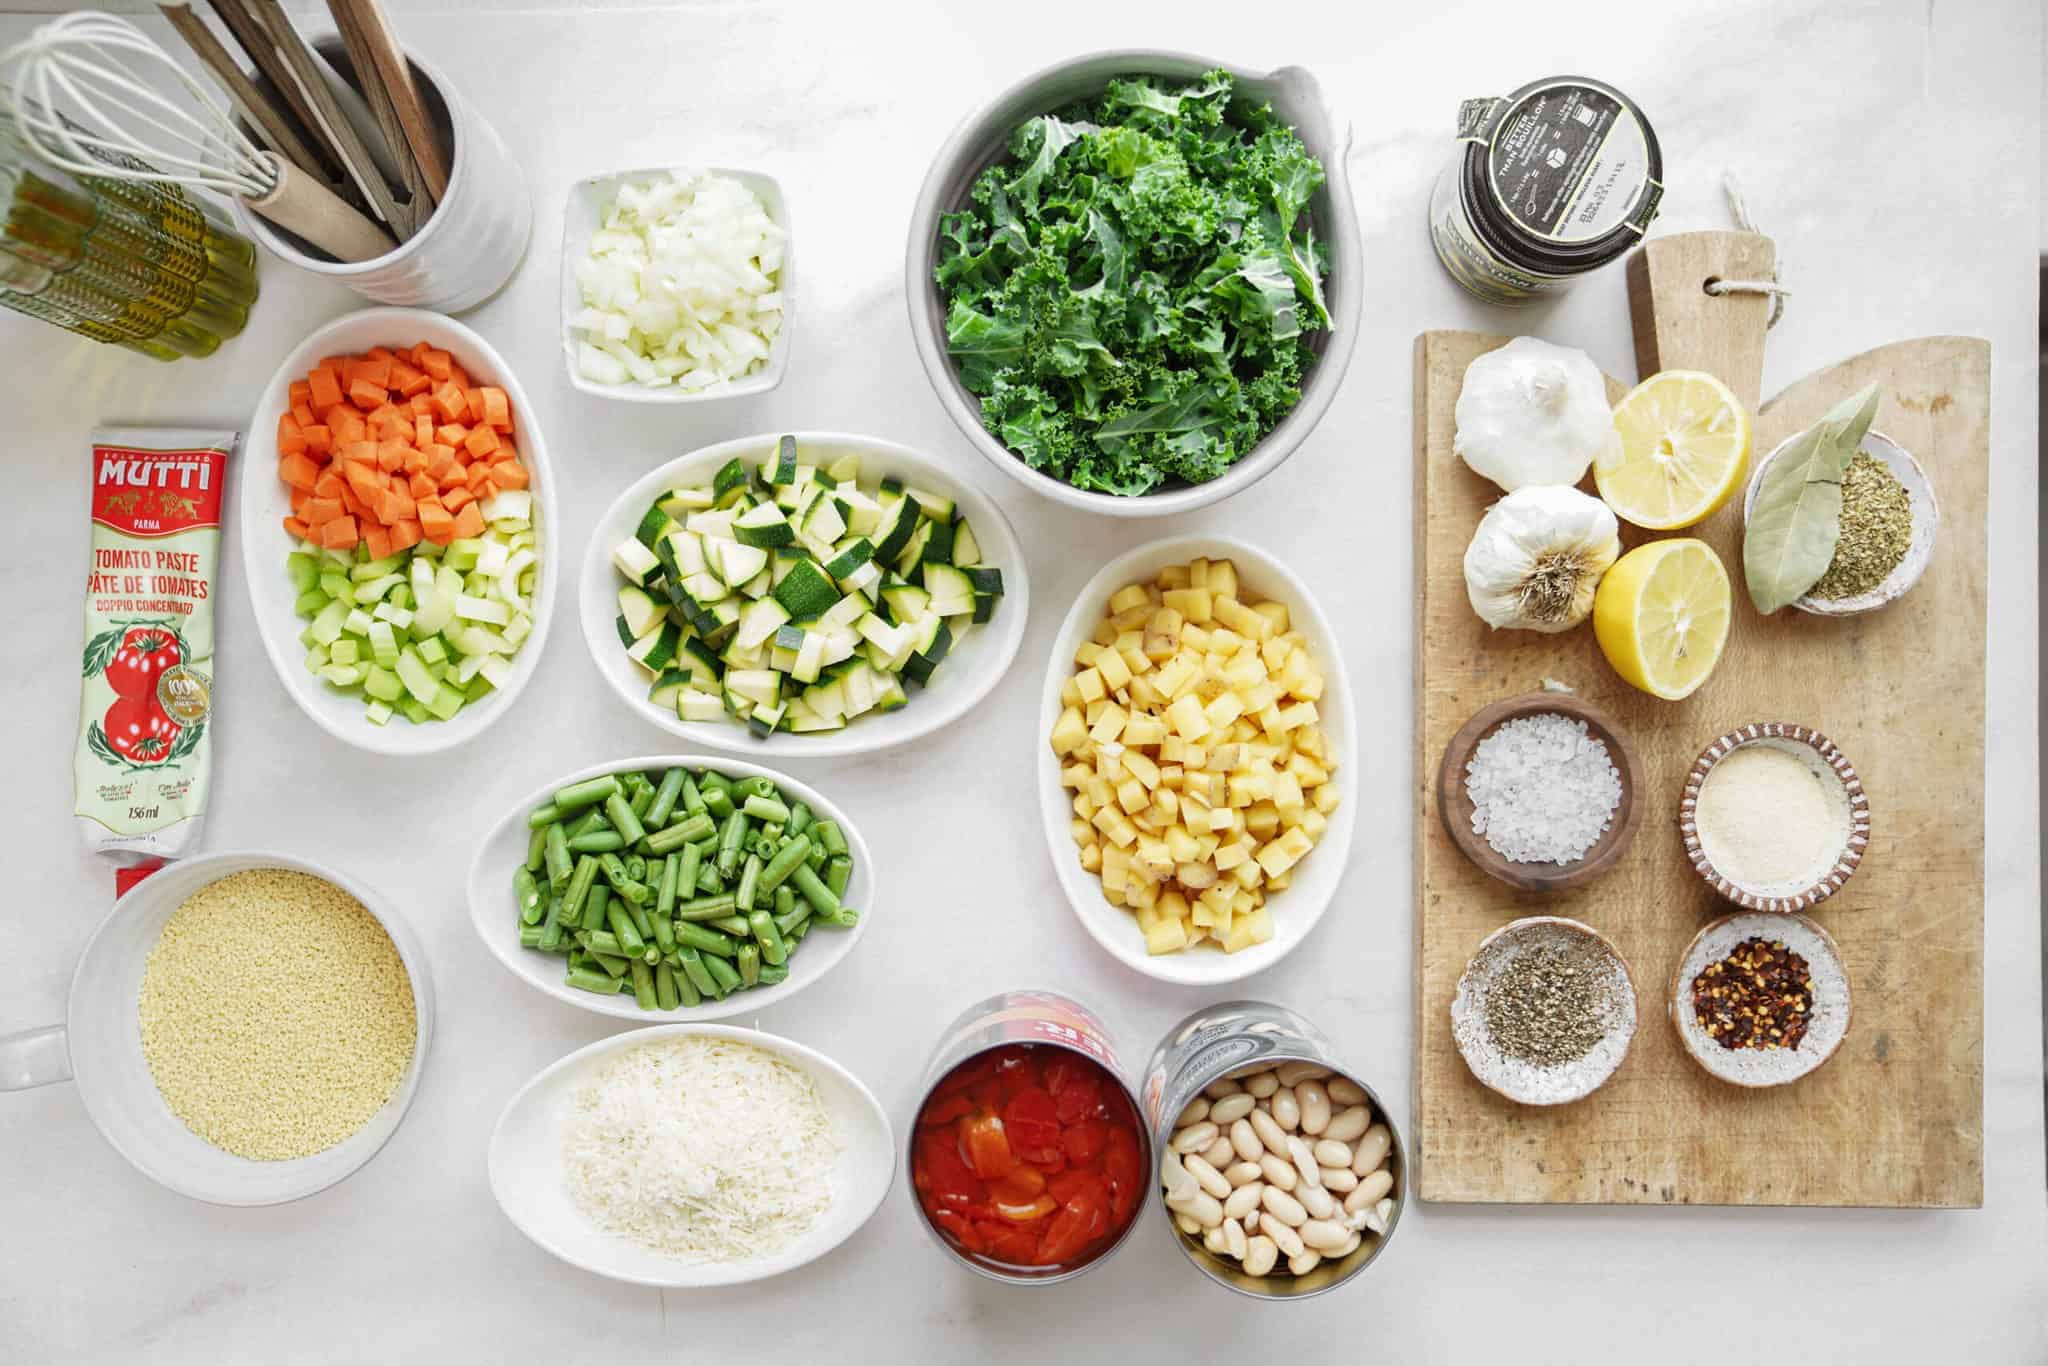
[1454,336,1622,492]
[1464,486,1620,632]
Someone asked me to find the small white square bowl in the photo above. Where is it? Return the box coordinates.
[559,166,793,404]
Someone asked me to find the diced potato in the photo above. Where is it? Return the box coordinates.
[1050,706,1088,756]
[1075,667,1106,703]
[1221,906,1272,953]
[1314,782,1341,814]
[1213,840,1249,871]
[1245,800,1282,840]
[1256,827,1314,877]
[1158,564,1191,590]
[1123,748,1161,789]
[1074,640,1104,666]
[1138,903,1188,955]
[1162,587,1211,623]
[1089,702,1127,745]
[1079,844,1102,873]
[1274,772,1307,824]
[1252,600,1289,632]
[1166,693,1210,741]
[1273,702,1317,733]
[1096,646,1133,692]
[1204,692,1245,731]
[1207,559,1237,599]
[1108,583,1150,614]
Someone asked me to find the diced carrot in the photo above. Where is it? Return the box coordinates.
[290,491,311,519]
[408,342,431,368]
[450,501,486,540]
[319,354,353,376]
[463,425,500,460]
[465,460,497,493]
[278,449,319,491]
[376,438,410,473]
[491,459,530,490]
[435,422,469,448]
[301,424,332,455]
[475,478,499,501]
[344,460,385,504]
[283,515,311,540]
[289,380,313,406]
[291,399,316,428]
[417,498,454,544]
[408,393,434,417]
[366,344,395,362]
[415,414,433,447]
[424,444,459,481]
[442,485,473,514]
[306,496,344,526]
[314,468,346,498]
[389,517,423,552]
[319,515,359,550]
[363,524,394,561]
[328,407,367,445]
[277,412,307,457]
[355,354,393,389]
[463,387,485,424]
[390,360,429,397]
[420,348,453,381]
[447,362,472,390]
[349,377,386,411]
[386,484,417,520]
[430,380,467,421]
[341,440,379,467]
[479,387,512,431]
[368,406,410,441]
[308,366,343,410]
[339,485,370,519]
[408,471,437,499]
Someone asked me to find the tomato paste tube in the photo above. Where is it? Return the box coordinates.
[74,427,233,872]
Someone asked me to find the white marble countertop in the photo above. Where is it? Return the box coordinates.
[1,1,2041,1359]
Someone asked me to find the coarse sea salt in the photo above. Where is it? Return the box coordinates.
[1464,713,1621,865]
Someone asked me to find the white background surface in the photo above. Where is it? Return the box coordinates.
[1,1,2042,1360]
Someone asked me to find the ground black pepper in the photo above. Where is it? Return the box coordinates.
[1691,937,1813,1051]
[1483,946,1615,1066]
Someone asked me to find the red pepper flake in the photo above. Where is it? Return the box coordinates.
[1691,937,1813,1051]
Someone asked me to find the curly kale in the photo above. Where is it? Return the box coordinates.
[935,71,1329,496]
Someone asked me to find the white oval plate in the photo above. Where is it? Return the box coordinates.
[579,432,1028,757]
[488,1023,893,1287]
[466,755,875,1021]
[240,307,559,756]
[1037,535,1357,985]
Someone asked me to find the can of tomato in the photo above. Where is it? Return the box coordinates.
[1144,1001,1407,1300]
[906,988,1152,1284]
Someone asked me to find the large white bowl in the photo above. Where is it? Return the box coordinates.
[466,756,875,1021]
[579,432,1029,757]
[0,851,433,1205]
[559,165,792,404]
[1037,536,1357,984]
[905,51,1361,518]
[488,1023,893,1287]
[240,307,559,756]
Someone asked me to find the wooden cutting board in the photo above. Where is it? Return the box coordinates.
[1412,231,1987,1206]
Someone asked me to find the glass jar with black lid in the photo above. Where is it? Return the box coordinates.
[1429,75,1663,305]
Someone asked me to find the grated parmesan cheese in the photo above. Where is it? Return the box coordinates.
[562,1036,838,1263]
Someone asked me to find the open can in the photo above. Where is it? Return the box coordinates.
[1143,1001,1406,1299]
[906,988,1151,1285]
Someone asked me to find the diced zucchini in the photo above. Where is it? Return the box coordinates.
[657,486,714,517]
[907,486,956,521]
[893,519,934,574]
[634,503,675,549]
[713,539,770,587]
[735,596,791,651]
[712,457,751,506]
[871,497,920,563]
[924,564,977,616]
[952,518,982,567]
[761,434,799,486]
[619,585,665,638]
[773,558,841,618]
[825,538,874,579]
[678,690,726,722]
[901,618,954,685]
[627,620,682,673]
[921,517,955,564]
[734,501,796,547]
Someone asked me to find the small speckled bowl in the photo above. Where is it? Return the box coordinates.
[1670,912,1851,1088]
[1451,917,1638,1107]
[1740,428,1937,616]
[1679,723,1870,912]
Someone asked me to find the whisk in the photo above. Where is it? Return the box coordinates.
[1,12,394,262]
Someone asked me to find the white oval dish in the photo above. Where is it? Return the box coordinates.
[240,307,558,756]
[7,850,433,1206]
[559,165,792,404]
[488,1023,893,1287]
[466,755,874,1021]
[1740,427,1937,616]
[580,432,1028,757]
[1036,535,1356,984]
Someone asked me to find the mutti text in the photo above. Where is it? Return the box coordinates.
[98,452,214,490]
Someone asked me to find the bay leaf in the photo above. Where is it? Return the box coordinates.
[1743,383,1884,614]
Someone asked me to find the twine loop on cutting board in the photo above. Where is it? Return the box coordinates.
[1704,173,1790,328]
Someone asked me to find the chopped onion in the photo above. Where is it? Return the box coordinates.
[571,171,786,390]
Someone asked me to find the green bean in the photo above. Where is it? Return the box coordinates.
[697,769,732,796]
[654,854,680,928]
[676,944,717,997]
[758,961,789,986]
[518,922,543,949]
[732,775,776,800]
[525,826,548,873]
[537,895,568,953]
[629,960,657,1011]
[737,942,761,987]
[680,772,706,817]
[709,914,753,937]
[514,866,545,924]
[565,806,609,840]
[607,900,646,956]
[645,810,716,855]
[775,903,811,937]
[554,774,621,811]
[647,769,686,828]
[806,839,828,870]
[527,801,562,828]
[675,922,737,958]
[670,959,702,1007]
[817,906,861,930]
[749,909,788,966]
[561,855,600,925]
[774,885,796,918]
[814,820,848,858]
[711,811,747,879]
[696,859,722,894]
[758,836,810,893]
[789,862,840,916]
[587,949,630,979]
[628,781,655,822]
[736,854,763,913]
[826,854,852,899]
[741,794,791,824]
[626,895,654,942]
[701,782,734,820]
[567,966,623,995]
[567,830,626,853]
[604,793,646,846]
[787,801,813,835]
[703,952,742,995]
[676,892,737,921]
[599,853,649,905]
[655,962,680,1010]
[786,915,811,945]
[625,853,648,883]
[544,823,572,890]
[581,883,610,935]
[578,929,625,957]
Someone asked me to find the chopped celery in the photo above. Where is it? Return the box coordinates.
[343,606,374,636]
[427,682,466,720]
[329,638,360,666]
[293,588,328,617]
[363,665,404,702]
[308,599,348,646]
[287,553,320,592]
[365,699,394,726]
[395,647,439,705]
[418,636,448,666]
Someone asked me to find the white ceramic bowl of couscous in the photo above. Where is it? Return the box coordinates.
[1036,535,1356,985]
[11,852,434,1206]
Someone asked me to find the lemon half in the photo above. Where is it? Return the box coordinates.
[1597,371,1751,530]
[1593,539,1732,701]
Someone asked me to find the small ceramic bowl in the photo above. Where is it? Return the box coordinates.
[1679,723,1870,912]
[560,165,791,403]
[1451,917,1637,1107]
[1436,692,1643,893]
[1670,912,1851,1087]
[1740,428,1937,616]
